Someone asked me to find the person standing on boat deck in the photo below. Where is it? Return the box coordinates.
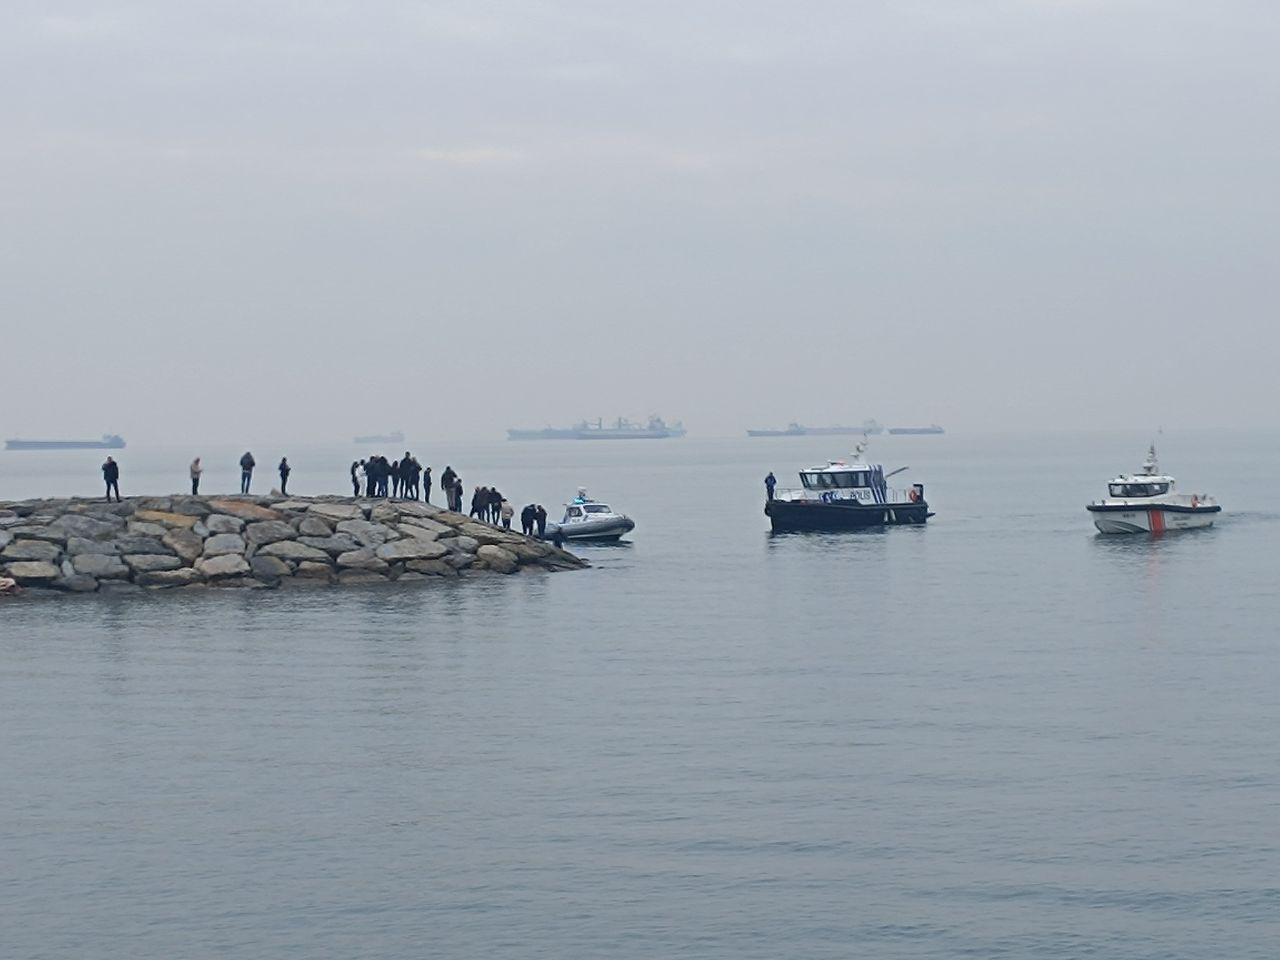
[102,456,121,502]
[765,472,776,501]
[278,457,291,495]
[190,458,203,496]
[239,451,256,494]
[535,505,548,539]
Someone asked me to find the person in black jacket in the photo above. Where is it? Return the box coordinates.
[535,505,547,539]
[239,451,255,494]
[422,466,432,503]
[520,504,535,536]
[102,457,121,502]
[278,457,291,495]
[351,461,361,496]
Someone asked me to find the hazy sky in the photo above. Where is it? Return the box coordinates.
[3,1,1277,443]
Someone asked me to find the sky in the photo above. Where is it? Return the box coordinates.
[2,0,1278,443]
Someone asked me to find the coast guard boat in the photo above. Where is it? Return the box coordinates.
[1086,445,1220,534]
[545,489,636,542]
[764,442,931,532]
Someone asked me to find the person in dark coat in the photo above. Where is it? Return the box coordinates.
[366,457,377,497]
[278,457,291,495]
[765,471,777,501]
[440,467,456,509]
[422,466,432,503]
[488,488,503,524]
[390,460,400,498]
[453,477,464,514]
[350,461,361,496]
[102,456,121,502]
[239,451,256,494]
[469,487,484,519]
[551,524,565,549]
[535,504,547,539]
[520,504,535,536]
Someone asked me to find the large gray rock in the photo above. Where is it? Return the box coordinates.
[111,536,172,556]
[438,535,479,554]
[336,547,390,572]
[0,531,11,551]
[256,541,331,563]
[4,561,61,584]
[205,514,245,534]
[202,533,246,557]
[48,514,123,540]
[6,525,67,545]
[509,542,551,561]
[244,520,296,547]
[134,509,198,529]
[162,529,204,563]
[444,552,474,570]
[396,523,439,543]
[297,515,333,537]
[336,519,399,546]
[298,534,361,556]
[271,500,313,512]
[399,516,454,537]
[123,554,184,573]
[250,555,291,580]
[308,502,365,522]
[195,554,251,579]
[72,554,130,579]
[206,499,284,523]
[2,540,62,563]
[66,536,118,556]
[295,561,335,579]
[405,558,457,577]
[397,501,444,518]
[375,539,448,562]
[136,567,203,588]
[477,544,518,573]
[369,503,401,524]
[55,573,100,593]
[338,570,390,585]
[126,521,169,539]
[459,523,521,546]
[169,498,212,517]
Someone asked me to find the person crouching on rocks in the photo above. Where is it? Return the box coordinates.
[190,457,203,495]
[278,457,291,495]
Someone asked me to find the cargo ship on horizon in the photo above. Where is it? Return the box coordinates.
[887,425,945,435]
[5,434,126,451]
[747,420,883,437]
[508,416,686,440]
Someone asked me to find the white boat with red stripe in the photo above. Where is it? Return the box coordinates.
[1086,445,1220,534]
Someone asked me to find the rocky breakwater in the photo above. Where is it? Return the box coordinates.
[0,495,586,596]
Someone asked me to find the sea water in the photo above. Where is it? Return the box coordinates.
[2,432,1277,958]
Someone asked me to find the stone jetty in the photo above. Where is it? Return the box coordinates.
[0,494,585,596]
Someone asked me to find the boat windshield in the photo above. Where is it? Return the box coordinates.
[583,504,611,514]
[801,471,868,489]
[1110,482,1168,497]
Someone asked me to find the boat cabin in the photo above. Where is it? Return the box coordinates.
[799,462,876,491]
[564,502,615,521]
[1107,478,1174,499]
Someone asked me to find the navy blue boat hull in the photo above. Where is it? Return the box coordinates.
[764,499,932,532]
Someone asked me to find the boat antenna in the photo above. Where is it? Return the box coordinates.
[1142,444,1158,476]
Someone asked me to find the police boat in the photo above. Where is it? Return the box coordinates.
[1086,445,1220,534]
[764,442,931,532]
[545,489,636,543]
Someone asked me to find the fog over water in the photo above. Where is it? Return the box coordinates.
[3,1,1279,443]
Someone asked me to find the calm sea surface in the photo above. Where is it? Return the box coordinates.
[2,432,1278,959]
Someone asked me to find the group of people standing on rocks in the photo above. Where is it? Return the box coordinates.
[100,452,290,502]
[352,453,430,500]
[520,504,549,538]
[468,487,512,527]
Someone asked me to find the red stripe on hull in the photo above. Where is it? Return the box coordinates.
[1149,508,1165,534]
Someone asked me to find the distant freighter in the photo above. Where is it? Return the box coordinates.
[354,430,404,445]
[887,425,945,435]
[508,416,686,440]
[747,420,883,438]
[5,434,126,451]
